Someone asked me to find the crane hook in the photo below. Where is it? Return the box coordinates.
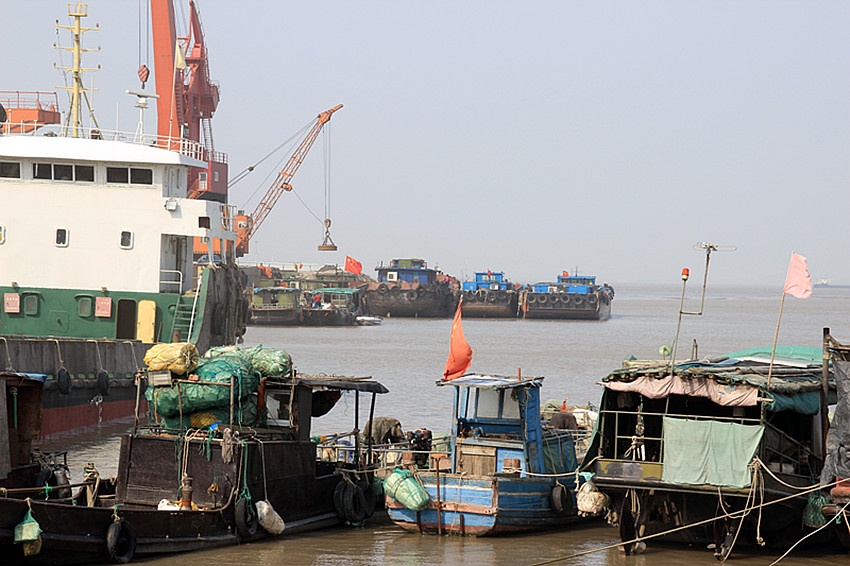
[318,218,337,251]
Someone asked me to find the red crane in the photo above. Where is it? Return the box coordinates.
[234,104,343,257]
[149,0,226,202]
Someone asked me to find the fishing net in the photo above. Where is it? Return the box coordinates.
[205,345,292,377]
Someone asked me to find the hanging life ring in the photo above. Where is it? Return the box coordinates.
[106,519,136,564]
[235,497,258,539]
[57,368,72,395]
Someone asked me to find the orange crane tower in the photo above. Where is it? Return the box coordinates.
[234,104,343,257]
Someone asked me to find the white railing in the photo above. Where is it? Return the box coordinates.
[159,269,184,293]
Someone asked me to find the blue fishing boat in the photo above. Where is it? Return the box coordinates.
[460,271,519,318]
[385,373,586,535]
[522,273,614,320]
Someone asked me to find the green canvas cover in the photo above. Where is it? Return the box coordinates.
[205,344,292,377]
[146,355,258,418]
[661,416,764,488]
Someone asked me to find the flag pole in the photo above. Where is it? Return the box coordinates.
[766,291,787,391]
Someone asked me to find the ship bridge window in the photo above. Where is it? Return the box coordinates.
[76,296,94,318]
[55,228,69,247]
[75,164,95,182]
[131,168,153,184]
[120,231,133,249]
[53,164,73,180]
[0,162,21,178]
[33,163,52,179]
[106,167,129,183]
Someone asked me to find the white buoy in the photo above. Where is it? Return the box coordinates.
[256,500,285,535]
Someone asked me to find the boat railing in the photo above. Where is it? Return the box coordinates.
[0,119,227,164]
[160,269,184,293]
[316,432,452,474]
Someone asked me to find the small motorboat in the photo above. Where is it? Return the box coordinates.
[356,316,383,326]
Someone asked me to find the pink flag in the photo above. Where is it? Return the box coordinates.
[783,252,812,299]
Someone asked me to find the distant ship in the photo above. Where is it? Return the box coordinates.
[815,278,831,288]
[460,270,519,318]
[521,272,614,321]
[363,258,457,317]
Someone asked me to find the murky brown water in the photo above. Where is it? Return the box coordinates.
[41,283,850,564]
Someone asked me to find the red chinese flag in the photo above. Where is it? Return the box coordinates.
[344,255,362,274]
[443,298,472,380]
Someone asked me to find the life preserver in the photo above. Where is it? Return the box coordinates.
[235,497,258,538]
[550,483,573,515]
[97,370,110,397]
[527,294,538,304]
[343,482,367,524]
[57,368,72,395]
[106,519,136,564]
[377,283,389,295]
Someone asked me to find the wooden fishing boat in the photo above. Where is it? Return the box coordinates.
[0,347,389,565]
[522,274,614,320]
[584,345,836,557]
[460,271,519,318]
[385,373,589,535]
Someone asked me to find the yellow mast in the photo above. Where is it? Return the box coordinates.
[55,2,99,138]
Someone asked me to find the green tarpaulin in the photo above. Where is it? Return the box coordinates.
[661,416,763,488]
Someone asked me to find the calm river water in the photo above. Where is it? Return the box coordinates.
[41,283,850,565]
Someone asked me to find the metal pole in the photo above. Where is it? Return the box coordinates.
[821,327,831,458]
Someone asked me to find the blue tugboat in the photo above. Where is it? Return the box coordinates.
[364,258,456,317]
[385,373,585,535]
[522,273,614,320]
[460,271,519,318]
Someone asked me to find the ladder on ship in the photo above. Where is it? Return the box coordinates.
[170,297,196,343]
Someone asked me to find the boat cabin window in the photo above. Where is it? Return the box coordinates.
[76,296,93,317]
[33,163,52,179]
[75,164,95,182]
[0,161,21,178]
[106,166,154,185]
[466,388,520,421]
[120,231,134,249]
[53,164,73,180]
[55,228,69,247]
[22,293,39,316]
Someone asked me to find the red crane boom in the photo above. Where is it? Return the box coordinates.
[235,104,342,256]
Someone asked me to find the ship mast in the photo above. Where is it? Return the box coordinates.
[55,2,100,138]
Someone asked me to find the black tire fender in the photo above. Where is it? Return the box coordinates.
[360,479,377,519]
[106,519,136,564]
[57,368,72,395]
[235,497,258,539]
[343,482,367,524]
[377,283,389,295]
[333,480,348,520]
[550,483,573,515]
[587,294,598,305]
[538,294,548,304]
[573,296,584,306]
[527,294,538,304]
[97,370,110,397]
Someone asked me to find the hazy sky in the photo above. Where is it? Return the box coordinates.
[4,1,849,286]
